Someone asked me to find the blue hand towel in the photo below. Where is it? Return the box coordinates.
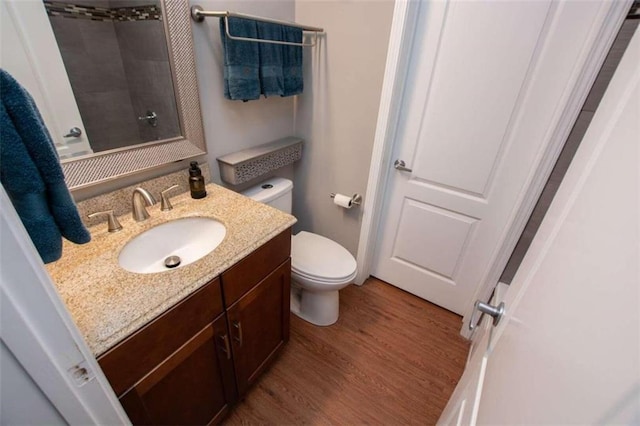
[220,17,261,101]
[0,69,90,263]
[282,26,304,97]
[256,22,284,97]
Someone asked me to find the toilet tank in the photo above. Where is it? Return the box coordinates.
[241,177,293,214]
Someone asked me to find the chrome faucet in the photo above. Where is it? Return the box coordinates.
[131,187,156,222]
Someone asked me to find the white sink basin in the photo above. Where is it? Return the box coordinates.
[118,217,226,274]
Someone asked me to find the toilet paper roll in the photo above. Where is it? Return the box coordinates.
[333,193,353,209]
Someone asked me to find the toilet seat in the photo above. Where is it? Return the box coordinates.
[292,267,357,285]
[291,231,357,283]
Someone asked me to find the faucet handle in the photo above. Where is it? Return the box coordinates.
[160,184,181,211]
[87,210,123,233]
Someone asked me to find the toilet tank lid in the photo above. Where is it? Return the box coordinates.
[241,177,293,203]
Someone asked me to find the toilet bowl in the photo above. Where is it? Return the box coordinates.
[290,231,357,325]
[242,178,357,326]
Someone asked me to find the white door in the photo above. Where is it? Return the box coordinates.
[1,186,129,424]
[1,0,92,159]
[439,26,640,424]
[372,0,620,314]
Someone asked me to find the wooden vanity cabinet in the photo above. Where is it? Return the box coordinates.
[98,228,291,425]
[220,229,291,397]
[225,259,291,396]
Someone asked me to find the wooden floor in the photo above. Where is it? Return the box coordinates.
[224,278,470,425]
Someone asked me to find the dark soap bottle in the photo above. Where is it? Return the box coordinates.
[189,161,207,199]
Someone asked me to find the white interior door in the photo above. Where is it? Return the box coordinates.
[439,26,640,424]
[372,0,619,315]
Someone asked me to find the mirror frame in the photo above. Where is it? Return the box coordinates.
[61,0,206,191]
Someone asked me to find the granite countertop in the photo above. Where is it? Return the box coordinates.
[46,183,296,357]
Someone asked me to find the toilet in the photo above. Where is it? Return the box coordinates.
[242,177,357,326]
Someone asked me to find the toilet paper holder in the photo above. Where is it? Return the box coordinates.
[330,193,362,206]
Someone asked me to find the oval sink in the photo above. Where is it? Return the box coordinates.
[118,217,226,274]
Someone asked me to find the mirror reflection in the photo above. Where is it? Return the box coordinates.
[44,0,181,154]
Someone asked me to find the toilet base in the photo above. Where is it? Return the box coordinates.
[290,285,339,326]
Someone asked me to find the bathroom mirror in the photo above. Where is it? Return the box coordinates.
[10,0,206,190]
[45,0,181,154]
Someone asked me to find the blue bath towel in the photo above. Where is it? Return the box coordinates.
[256,22,284,97]
[0,69,90,263]
[282,26,303,96]
[220,17,261,101]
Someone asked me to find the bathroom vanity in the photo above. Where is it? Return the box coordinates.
[46,183,296,425]
[99,231,291,424]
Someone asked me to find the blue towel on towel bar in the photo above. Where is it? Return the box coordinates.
[282,26,304,96]
[220,17,261,101]
[0,69,90,263]
[256,22,284,97]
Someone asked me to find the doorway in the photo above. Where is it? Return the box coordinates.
[362,0,631,326]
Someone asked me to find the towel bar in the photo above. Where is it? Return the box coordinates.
[191,6,324,47]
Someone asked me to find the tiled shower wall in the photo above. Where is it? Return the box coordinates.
[47,0,180,152]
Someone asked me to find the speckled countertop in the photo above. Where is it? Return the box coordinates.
[46,183,296,357]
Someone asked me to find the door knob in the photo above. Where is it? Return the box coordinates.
[468,300,505,331]
[394,159,412,173]
[63,127,82,138]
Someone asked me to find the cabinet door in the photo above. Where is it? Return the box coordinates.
[119,315,236,425]
[227,259,291,396]
[99,279,224,396]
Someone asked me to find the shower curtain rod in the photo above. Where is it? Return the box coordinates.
[190,6,324,47]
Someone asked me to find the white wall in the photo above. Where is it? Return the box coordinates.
[293,0,394,255]
[190,0,297,186]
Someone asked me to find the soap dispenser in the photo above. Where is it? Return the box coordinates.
[189,161,207,199]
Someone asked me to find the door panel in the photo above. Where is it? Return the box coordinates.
[476,31,640,423]
[227,259,290,396]
[412,1,550,196]
[374,0,552,314]
[121,316,234,425]
[440,27,639,424]
[373,0,608,315]
[394,199,477,279]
